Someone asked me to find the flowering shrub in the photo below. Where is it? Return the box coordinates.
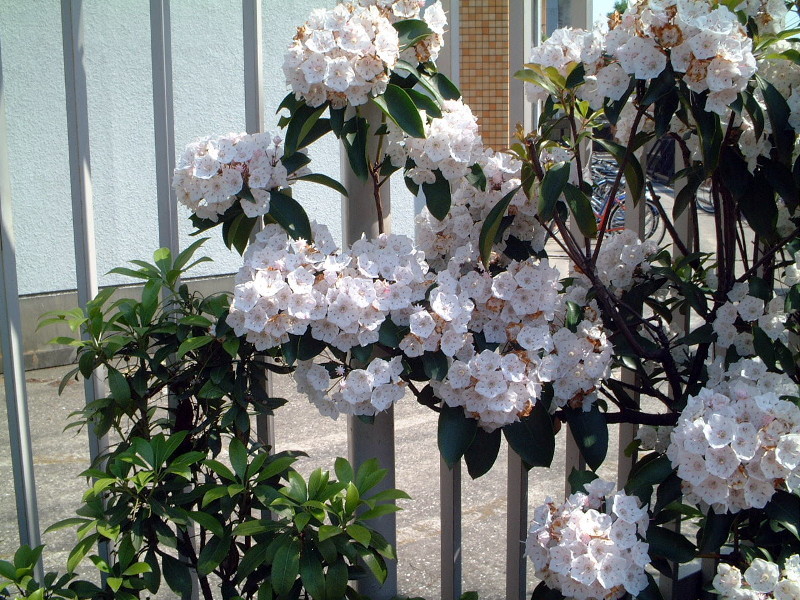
[17,0,800,598]
[713,555,800,600]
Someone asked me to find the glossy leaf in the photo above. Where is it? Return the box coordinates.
[502,399,555,468]
[438,404,478,468]
[538,161,570,221]
[478,186,520,267]
[563,183,597,238]
[374,84,426,138]
[268,189,313,241]
[464,428,502,479]
[422,169,452,221]
[564,405,608,471]
[647,526,696,563]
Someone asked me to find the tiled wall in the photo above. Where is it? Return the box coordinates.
[460,0,510,149]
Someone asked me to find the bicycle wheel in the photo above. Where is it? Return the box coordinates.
[606,201,627,234]
[644,201,666,245]
[695,179,714,213]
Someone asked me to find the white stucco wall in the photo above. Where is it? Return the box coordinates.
[1,0,416,296]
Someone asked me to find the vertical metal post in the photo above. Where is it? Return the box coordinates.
[61,0,108,472]
[440,458,462,600]
[435,4,461,598]
[0,37,43,581]
[242,0,275,452]
[507,3,534,599]
[150,0,178,258]
[150,5,200,599]
[617,146,647,484]
[343,102,395,600]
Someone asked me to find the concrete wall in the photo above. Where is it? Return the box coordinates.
[0,0,415,298]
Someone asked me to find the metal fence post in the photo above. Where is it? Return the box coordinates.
[0,36,43,581]
[507,1,535,598]
[342,101,396,600]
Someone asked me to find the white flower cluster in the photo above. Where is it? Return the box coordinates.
[712,282,788,354]
[526,479,650,600]
[635,424,673,453]
[614,1,756,115]
[283,3,400,108]
[736,0,790,35]
[525,27,611,103]
[714,555,800,600]
[294,355,406,418]
[226,222,431,354]
[386,99,483,185]
[358,0,447,65]
[415,149,543,271]
[667,363,800,513]
[425,258,612,430]
[173,132,300,221]
[584,229,657,293]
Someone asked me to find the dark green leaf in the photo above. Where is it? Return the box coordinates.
[422,350,448,381]
[464,428,502,479]
[177,335,213,359]
[293,173,348,197]
[539,162,570,221]
[272,539,301,596]
[625,453,674,499]
[564,62,585,89]
[503,398,555,468]
[563,183,597,238]
[343,116,369,182]
[268,189,313,241]
[107,367,131,403]
[429,72,461,100]
[285,103,327,156]
[375,84,426,138]
[647,526,696,563]
[740,170,778,236]
[568,468,598,494]
[766,490,800,540]
[299,553,326,600]
[531,580,565,600]
[479,186,520,267]
[641,64,675,105]
[698,508,735,553]
[758,76,794,164]
[406,88,442,118]
[564,405,608,471]
[161,554,193,596]
[594,138,645,205]
[393,19,434,49]
[197,534,231,576]
[422,169,452,221]
[438,404,477,468]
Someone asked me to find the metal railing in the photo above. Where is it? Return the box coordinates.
[0,2,683,599]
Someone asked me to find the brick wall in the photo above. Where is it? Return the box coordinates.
[459,0,510,149]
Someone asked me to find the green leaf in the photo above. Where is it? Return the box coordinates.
[229,438,248,479]
[766,490,800,540]
[531,580,565,600]
[466,163,487,191]
[197,534,231,576]
[106,367,131,403]
[503,398,555,468]
[438,404,478,468]
[594,138,645,205]
[293,173,348,197]
[161,554,193,596]
[299,553,326,600]
[393,18,434,49]
[567,468,598,494]
[422,350,448,381]
[698,508,735,553]
[429,72,460,100]
[375,84,426,138]
[563,183,597,238]
[758,76,794,164]
[334,457,355,484]
[177,335,213,358]
[422,169,452,221]
[464,428,501,479]
[325,560,349,600]
[188,511,224,538]
[268,189,313,241]
[343,116,369,182]
[271,539,301,596]
[346,524,371,547]
[318,525,341,542]
[740,170,778,236]
[356,545,387,584]
[478,186,521,268]
[406,88,442,118]
[625,453,674,499]
[564,405,608,471]
[285,103,328,156]
[641,64,675,105]
[647,525,696,563]
[236,543,269,583]
[539,161,570,221]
